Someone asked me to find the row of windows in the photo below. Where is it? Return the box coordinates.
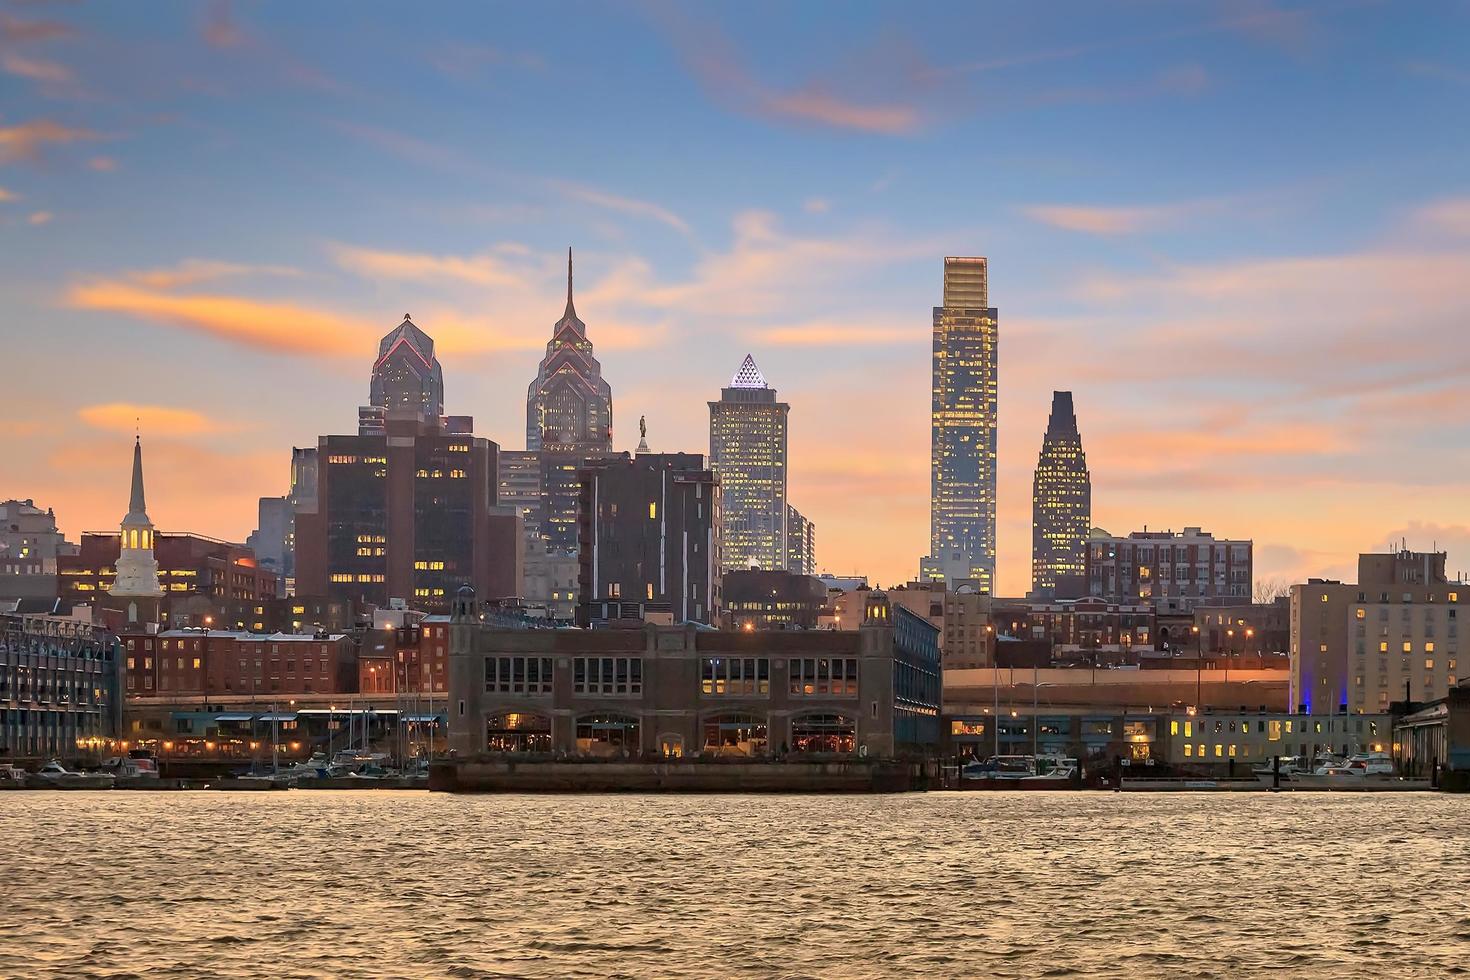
[702,657,771,696]
[484,656,554,695]
[789,658,858,697]
[573,657,643,696]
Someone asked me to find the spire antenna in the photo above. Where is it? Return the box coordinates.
[563,246,576,319]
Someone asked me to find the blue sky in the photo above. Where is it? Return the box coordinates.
[3,0,1470,593]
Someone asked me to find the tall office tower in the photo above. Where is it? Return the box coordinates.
[921,256,998,593]
[526,249,614,453]
[786,504,816,577]
[1031,391,1091,598]
[295,316,522,612]
[359,314,445,436]
[709,355,789,572]
[576,452,720,626]
[109,436,163,625]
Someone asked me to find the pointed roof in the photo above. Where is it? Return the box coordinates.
[730,354,769,389]
[124,436,151,526]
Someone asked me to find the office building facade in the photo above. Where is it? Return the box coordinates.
[525,250,613,453]
[709,355,788,572]
[1087,527,1252,609]
[1,609,121,759]
[1031,390,1090,598]
[576,453,720,626]
[786,504,816,577]
[923,256,998,593]
[1292,550,1463,715]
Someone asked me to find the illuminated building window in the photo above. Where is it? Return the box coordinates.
[649,502,657,519]
[1184,744,1192,757]
[1214,745,1223,758]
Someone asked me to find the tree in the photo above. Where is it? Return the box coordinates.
[1254,577,1289,605]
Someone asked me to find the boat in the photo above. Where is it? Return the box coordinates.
[0,764,27,789]
[962,755,1036,780]
[1252,754,1344,786]
[1343,751,1395,776]
[29,760,115,789]
[100,750,160,780]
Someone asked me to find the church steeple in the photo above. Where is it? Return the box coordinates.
[126,435,149,524]
[111,435,163,606]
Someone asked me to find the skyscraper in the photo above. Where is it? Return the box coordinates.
[526,249,614,453]
[295,315,522,611]
[109,436,163,625]
[922,256,998,593]
[359,314,445,435]
[709,355,788,572]
[1031,391,1091,597]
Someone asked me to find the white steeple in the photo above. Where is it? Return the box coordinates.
[110,436,163,602]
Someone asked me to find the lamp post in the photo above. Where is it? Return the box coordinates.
[987,624,997,758]
[201,615,212,729]
[1192,624,1202,710]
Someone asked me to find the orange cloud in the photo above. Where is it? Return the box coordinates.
[1022,203,1181,235]
[78,403,232,437]
[27,210,51,226]
[65,280,373,355]
[1412,197,1470,238]
[329,243,529,288]
[0,187,17,203]
[0,14,73,43]
[1,53,73,84]
[761,90,921,135]
[89,156,118,172]
[127,259,300,289]
[0,119,97,164]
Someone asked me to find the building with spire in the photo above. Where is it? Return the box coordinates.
[1031,391,1091,598]
[922,256,998,593]
[109,436,164,625]
[526,249,614,453]
[709,355,788,572]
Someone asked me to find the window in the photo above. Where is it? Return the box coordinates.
[648,502,657,519]
[484,656,554,695]
[701,657,771,696]
[486,711,552,753]
[607,582,621,599]
[1355,608,1365,620]
[1184,744,1193,757]
[789,658,858,696]
[572,657,643,696]
[790,713,856,753]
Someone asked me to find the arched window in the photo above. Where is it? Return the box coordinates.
[702,712,768,757]
[575,713,640,756]
[791,713,856,754]
[486,712,552,753]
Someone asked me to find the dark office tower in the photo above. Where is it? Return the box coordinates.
[576,453,720,627]
[921,256,998,593]
[360,314,445,435]
[709,355,789,573]
[526,249,614,453]
[296,316,522,612]
[1031,391,1091,598]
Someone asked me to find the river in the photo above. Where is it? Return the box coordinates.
[2,791,1467,978]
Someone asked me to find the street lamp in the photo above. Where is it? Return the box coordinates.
[1191,624,1202,710]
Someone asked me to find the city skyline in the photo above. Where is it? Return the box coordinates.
[4,3,1470,594]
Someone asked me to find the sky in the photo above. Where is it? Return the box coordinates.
[3,0,1470,595]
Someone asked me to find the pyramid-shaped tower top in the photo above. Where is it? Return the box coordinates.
[124,436,151,526]
[730,354,769,389]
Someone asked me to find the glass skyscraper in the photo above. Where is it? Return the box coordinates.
[526,249,614,453]
[922,256,997,593]
[709,355,788,573]
[1031,390,1091,597]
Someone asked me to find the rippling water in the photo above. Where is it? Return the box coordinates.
[3,791,1469,978]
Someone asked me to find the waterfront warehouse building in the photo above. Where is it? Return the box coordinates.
[709,355,789,574]
[922,256,998,593]
[449,587,941,759]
